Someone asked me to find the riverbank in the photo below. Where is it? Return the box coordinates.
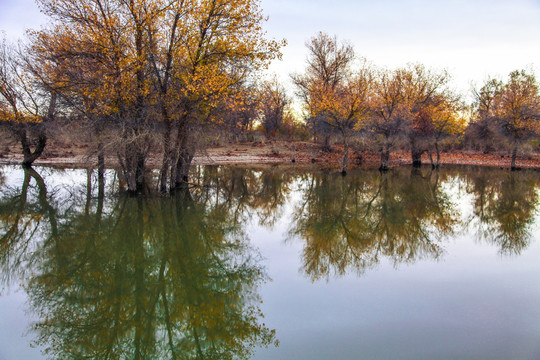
[1,140,539,169]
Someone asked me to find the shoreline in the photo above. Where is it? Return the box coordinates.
[1,141,539,170]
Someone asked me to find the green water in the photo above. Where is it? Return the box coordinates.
[0,165,539,359]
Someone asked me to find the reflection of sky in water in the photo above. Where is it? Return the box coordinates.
[253,212,540,359]
[1,165,539,359]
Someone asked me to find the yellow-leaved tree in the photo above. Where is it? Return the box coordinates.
[293,32,373,173]
[32,0,284,193]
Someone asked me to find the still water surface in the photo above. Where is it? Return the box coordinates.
[0,165,539,359]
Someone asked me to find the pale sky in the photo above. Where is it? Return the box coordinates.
[2,0,540,95]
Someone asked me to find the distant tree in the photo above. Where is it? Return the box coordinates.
[259,76,290,138]
[495,70,540,169]
[292,32,355,151]
[468,78,504,153]
[471,70,540,169]
[369,68,412,171]
[293,32,372,173]
[404,64,454,167]
[426,97,466,168]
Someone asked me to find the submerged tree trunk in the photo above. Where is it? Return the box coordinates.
[122,137,147,194]
[410,137,423,168]
[97,136,105,178]
[174,146,193,190]
[159,120,172,193]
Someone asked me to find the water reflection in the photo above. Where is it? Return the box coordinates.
[461,167,539,255]
[0,167,277,359]
[0,165,539,358]
[289,168,461,280]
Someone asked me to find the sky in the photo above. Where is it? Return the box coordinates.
[2,0,540,96]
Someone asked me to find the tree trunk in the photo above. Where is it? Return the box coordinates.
[322,134,331,152]
[341,135,349,175]
[135,150,146,192]
[174,145,193,190]
[97,138,105,179]
[85,169,92,215]
[122,127,148,194]
[410,138,423,168]
[511,144,518,171]
[428,148,434,169]
[435,141,441,169]
[159,119,172,193]
[379,137,390,171]
[19,127,47,167]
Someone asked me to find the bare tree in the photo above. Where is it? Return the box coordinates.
[260,76,290,138]
[292,32,355,151]
[0,38,56,166]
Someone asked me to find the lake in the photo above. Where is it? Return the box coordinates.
[0,165,539,360]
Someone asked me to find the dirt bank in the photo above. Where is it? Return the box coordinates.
[1,140,539,170]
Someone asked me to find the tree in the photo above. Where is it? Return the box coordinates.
[292,32,355,151]
[404,64,454,167]
[495,70,540,170]
[471,70,540,170]
[426,97,466,168]
[259,76,290,138]
[369,67,412,171]
[32,0,284,193]
[0,38,57,166]
[292,32,372,173]
[468,78,503,153]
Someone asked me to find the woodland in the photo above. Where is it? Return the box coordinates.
[1,0,539,193]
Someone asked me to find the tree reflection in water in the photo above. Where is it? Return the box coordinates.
[0,165,538,358]
[460,167,539,255]
[0,166,277,360]
[289,168,461,280]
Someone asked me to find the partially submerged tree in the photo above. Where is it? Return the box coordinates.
[32,0,284,193]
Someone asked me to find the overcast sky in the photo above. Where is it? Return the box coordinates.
[2,0,540,94]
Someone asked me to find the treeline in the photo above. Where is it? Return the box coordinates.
[290,32,540,173]
[1,1,539,194]
[0,0,284,193]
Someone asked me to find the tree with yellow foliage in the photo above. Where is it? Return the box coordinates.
[495,70,540,170]
[426,97,466,168]
[32,0,283,193]
[293,32,373,173]
[472,70,540,170]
